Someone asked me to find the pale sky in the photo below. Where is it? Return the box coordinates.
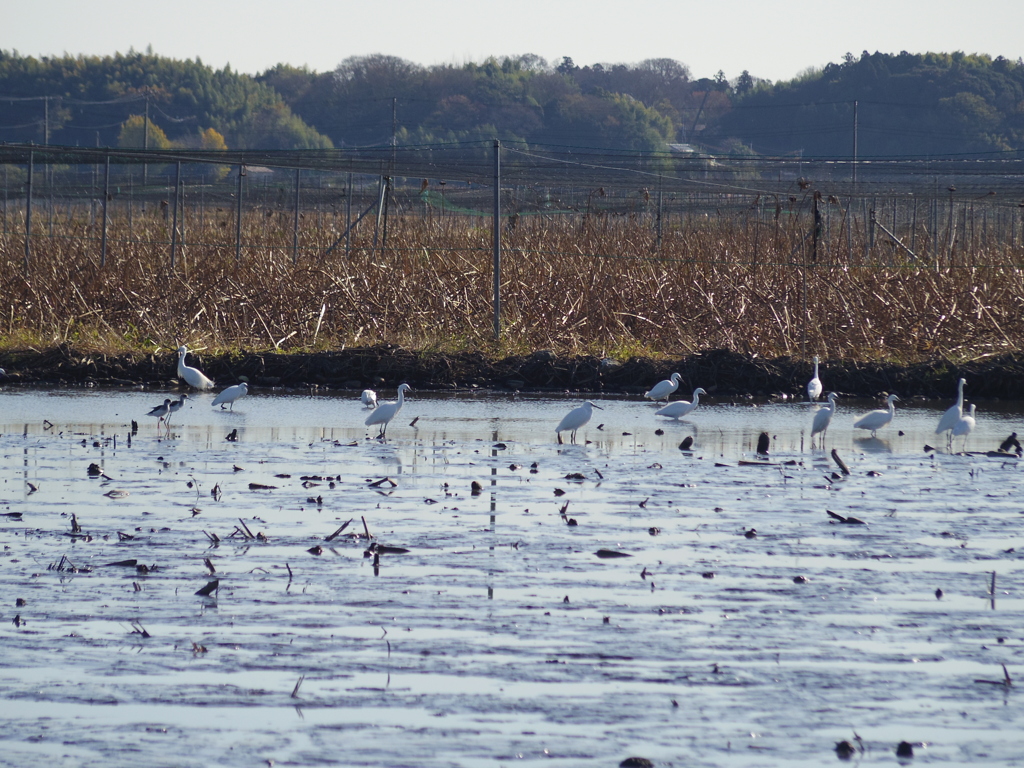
[3,0,1023,83]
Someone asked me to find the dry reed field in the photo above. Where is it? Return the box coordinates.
[2,197,1024,365]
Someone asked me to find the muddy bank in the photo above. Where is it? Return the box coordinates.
[2,345,1024,400]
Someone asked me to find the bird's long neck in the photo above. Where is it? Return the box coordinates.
[813,361,819,376]
[957,380,965,407]
[692,390,700,405]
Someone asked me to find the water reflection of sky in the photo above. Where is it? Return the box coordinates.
[2,388,1021,457]
[1,388,1022,767]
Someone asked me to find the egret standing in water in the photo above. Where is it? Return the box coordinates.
[811,392,838,446]
[212,382,248,411]
[807,356,823,402]
[853,394,899,437]
[644,373,682,402]
[952,403,976,450]
[556,400,602,444]
[177,346,215,390]
[655,388,707,419]
[935,377,967,445]
[365,383,412,438]
[360,390,377,408]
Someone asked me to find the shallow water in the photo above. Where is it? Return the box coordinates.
[1,388,1023,767]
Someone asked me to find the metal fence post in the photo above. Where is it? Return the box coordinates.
[492,138,501,340]
[24,150,33,274]
[235,165,245,263]
[101,152,110,267]
[170,161,181,268]
[292,167,300,264]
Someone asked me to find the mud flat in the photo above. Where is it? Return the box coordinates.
[1,389,1022,767]
[4,345,1024,400]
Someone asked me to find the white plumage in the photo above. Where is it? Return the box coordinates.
[935,377,967,441]
[853,394,899,437]
[177,346,215,390]
[811,392,838,445]
[556,400,602,444]
[212,382,248,411]
[360,389,378,408]
[644,372,682,402]
[807,356,822,402]
[655,388,706,419]
[365,384,412,437]
[952,403,976,448]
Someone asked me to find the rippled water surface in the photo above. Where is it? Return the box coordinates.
[1,388,1023,767]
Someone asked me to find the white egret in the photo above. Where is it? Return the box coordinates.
[853,394,899,437]
[811,392,838,446]
[177,346,214,390]
[807,356,822,402]
[365,383,412,438]
[655,388,707,419]
[360,389,378,408]
[935,377,967,444]
[556,400,602,444]
[212,382,248,411]
[644,372,682,402]
[952,403,976,449]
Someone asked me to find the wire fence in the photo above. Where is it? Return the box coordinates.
[2,141,1024,271]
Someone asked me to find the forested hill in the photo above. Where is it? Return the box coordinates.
[0,50,332,150]
[2,49,1023,158]
[721,52,1024,158]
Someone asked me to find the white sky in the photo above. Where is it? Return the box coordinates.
[4,0,1023,83]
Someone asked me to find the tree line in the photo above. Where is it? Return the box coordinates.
[2,48,1022,159]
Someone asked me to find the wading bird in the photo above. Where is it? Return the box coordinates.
[212,382,248,411]
[655,388,706,419]
[811,392,838,446]
[935,377,967,445]
[147,398,173,430]
[853,394,899,437]
[644,372,682,402]
[556,401,602,444]
[360,390,377,408]
[177,346,215,390]
[952,403,976,450]
[166,393,188,425]
[807,356,823,402]
[365,383,412,438]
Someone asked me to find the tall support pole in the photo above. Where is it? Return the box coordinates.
[292,168,301,264]
[235,165,244,263]
[143,95,150,187]
[170,161,181,268]
[852,100,858,187]
[345,172,352,258]
[492,139,501,340]
[101,153,110,267]
[24,150,34,274]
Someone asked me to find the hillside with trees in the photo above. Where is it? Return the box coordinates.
[721,51,1024,158]
[0,49,332,151]
[2,49,1023,158]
